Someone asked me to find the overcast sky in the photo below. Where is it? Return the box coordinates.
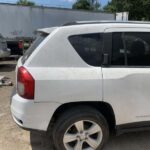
[0,0,110,8]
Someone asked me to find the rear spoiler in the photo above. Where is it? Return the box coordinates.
[36,27,58,34]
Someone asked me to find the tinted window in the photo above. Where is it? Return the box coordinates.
[111,33,125,65]
[125,32,150,66]
[22,33,48,64]
[69,33,102,66]
[111,32,150,66]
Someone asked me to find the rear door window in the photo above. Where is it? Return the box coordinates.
[22,33,48,64]
[111,33,125,65]
[69,33,103,66]
[125,32,150,66]
[111,32,150,66]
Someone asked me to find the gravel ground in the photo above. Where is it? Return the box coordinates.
[1,60,150,150]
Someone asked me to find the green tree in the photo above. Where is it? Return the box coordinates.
[17,0,35,6]
[103,0,150,21]
[72,0,101,11]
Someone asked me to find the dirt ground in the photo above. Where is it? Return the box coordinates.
[1,60,150,150]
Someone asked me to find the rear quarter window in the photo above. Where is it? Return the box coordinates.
[22,33,48,64]
[69,33,103,66]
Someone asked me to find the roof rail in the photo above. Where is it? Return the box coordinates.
[63,20,150,26]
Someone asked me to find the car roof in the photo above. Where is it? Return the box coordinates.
[37,21,150,34]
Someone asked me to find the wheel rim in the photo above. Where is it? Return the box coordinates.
[63,120,103,150]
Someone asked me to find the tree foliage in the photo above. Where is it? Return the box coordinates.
[72,0,101,11]
[103,0,150,21]
[17,0,35,6]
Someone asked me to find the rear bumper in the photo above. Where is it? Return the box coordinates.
[11,91,61,131]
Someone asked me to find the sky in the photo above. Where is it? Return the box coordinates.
[0,0,110,8]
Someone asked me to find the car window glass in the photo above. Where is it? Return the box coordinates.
[111,33,125,65]
[124,32,150,66]
[22,33,48,64]
[111,32,150,66]
[69,33,102,66]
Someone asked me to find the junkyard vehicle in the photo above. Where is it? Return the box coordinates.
[0,34,10,58]
[11,21,150,150]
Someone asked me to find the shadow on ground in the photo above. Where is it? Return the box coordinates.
[30,130,150,150]
[0,64,16,72]
[30,131,54,150]
[104,131,150,150]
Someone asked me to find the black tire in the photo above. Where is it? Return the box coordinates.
[52,106,109,150]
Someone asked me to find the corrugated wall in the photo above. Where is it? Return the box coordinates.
[0,4,114,39]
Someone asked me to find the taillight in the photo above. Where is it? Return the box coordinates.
[17,66,34,100]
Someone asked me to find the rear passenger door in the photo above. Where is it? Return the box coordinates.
[102,28,150,126]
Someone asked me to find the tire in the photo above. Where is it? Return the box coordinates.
[52,106,109,150]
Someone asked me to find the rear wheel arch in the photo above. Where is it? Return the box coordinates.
[49,101,116,134]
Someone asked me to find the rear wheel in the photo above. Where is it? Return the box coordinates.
[52,106,109,150]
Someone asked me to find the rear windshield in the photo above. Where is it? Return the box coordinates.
[22,33,48,64]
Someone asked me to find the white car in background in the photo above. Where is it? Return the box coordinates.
[0,34,10,58]
[11,21,150,150]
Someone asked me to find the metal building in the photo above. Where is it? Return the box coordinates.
[0,3,114,39]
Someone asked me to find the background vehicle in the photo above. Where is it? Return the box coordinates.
[0,3,114,55]
[11,21,150,150]
[0,34,10,58]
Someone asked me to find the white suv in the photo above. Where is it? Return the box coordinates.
[11,21,150,150]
